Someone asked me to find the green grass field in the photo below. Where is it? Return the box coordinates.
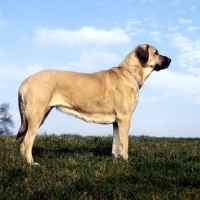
[0,134,200,199]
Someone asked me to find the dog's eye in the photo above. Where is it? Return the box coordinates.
[155,51,158,55]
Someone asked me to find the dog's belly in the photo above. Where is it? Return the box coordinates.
[56,105,116,124]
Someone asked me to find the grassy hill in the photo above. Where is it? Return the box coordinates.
[0,134,200,199]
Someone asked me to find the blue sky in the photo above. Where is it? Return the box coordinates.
[0,0,200,137]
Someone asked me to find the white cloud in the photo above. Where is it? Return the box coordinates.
[0,62,23,91]
[63,51,119,73]
[178,18,192,24]
[146,33,200,104]
[25,63,46,75]
[34,27,131,47]
[139,95,158,104]
[144,15,160,29]
[0,48,4,59]
[150,24,159,28]
[147,70,200,104]
[0,63,21,80]
[168,25,179,31]
[0,50,119,87]
[190,6,196,11]
[170,33,200,73]
[126,28,144,36]
[150,31,162,42]
[0,62,47,84]
[187,26,198,32]
[144,15,156,22]
[141,0,155,3]
[0,19,5,27]
[0,14,6,27]
[170,34,189,47]
[126,20,141,27]
[172,0,182,5]
[125,20,143,35]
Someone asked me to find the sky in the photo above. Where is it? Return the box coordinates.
[0,0,200,138]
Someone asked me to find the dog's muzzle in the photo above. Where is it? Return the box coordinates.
[154,57,171,71]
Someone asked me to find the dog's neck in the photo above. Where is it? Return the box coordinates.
[141,67,154,84]
[119,66,142,88]
[119,65,154,89]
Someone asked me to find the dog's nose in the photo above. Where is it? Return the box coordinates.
[168,58,171,63]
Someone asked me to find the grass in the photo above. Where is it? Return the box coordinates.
[0,134,200,199]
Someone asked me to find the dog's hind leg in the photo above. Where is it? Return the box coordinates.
[23,106,50,165]
[16,93,28,156]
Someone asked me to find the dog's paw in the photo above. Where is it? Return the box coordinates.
[29,162,40,166]
[119,153,128,160]
[112,153,120,159]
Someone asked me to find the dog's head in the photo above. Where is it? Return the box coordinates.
[119,44,171,87]
[135,44,171,71]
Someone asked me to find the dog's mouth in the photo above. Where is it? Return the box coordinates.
[154,64,168,71]
[154,57,171,72]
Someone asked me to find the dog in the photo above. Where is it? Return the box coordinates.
[16,44,171,165]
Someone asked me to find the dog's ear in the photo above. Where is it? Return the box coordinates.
[135,44,149,65]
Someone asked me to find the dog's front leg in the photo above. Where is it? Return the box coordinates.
[117,118,131,160]
[112,122,119,158]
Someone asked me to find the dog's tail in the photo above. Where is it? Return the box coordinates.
[16,81,28,143]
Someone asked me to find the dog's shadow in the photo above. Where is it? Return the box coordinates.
[32,144,112,158]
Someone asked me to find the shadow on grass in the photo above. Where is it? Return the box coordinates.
[32,145,112,158]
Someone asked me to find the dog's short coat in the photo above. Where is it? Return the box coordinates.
[16,44,171,165]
